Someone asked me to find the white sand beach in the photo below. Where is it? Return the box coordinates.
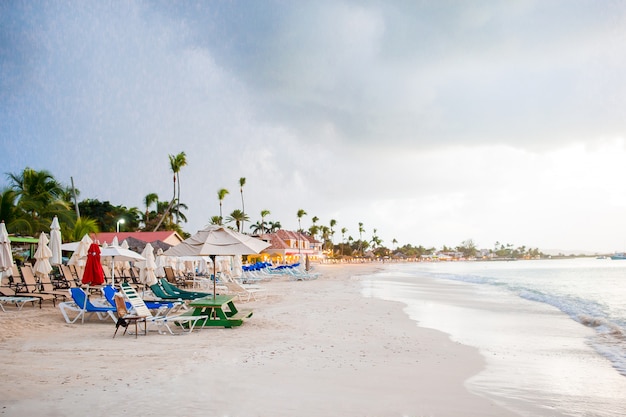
[0,263,522,417]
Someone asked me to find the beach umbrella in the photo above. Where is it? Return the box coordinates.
[81,243,104,286]
[155,248,167,278]
[68,234,93,266]
[0,221,13,280]
[49,216,62,266]
[99,245,145,287]
[33,232,53,279]
[197,256,209,276]
[137,243,158,287]
[232,255,243,279]
[164,225,270,299]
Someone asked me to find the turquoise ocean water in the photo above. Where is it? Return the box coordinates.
[361,258,626,416]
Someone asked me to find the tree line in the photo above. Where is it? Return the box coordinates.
[1,158,545,260]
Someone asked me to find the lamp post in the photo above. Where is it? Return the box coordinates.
[116,218,125,233]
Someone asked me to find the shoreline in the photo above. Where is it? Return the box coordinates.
[1,263,521,416]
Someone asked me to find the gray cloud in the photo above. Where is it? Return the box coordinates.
[3,1,626,252]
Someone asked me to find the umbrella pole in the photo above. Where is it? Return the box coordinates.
[111,257,115,288]
[211,255,216,301]
[83,284,89,324]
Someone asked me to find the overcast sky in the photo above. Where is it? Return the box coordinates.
[3,1,626,253]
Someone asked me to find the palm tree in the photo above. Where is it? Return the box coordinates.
[358,222,365,256]
[250,220,264,234]
[153,152,186,231]
[329,219,337,245]
[7,168,73,234]
[226,209,249,233]
[66,217,100,242]
[341,227,348,256]
[310,216,319,239]
[239,177,246,231]
[217,188,229,224]
[268,220,282,233]
[392,238,398,251]
[260,209,270,234]
[308,224,320,238]
[296,209,307,232]
[143,193,158,225]
[0,188,18,227]
[209,215,222,225]
[170,152,187,225]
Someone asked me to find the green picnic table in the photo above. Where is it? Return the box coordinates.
[184,294,252,328]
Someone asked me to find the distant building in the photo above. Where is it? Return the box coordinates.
[256,230,322,263]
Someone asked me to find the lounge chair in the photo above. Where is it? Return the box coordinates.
[222,279,267,302]
[101,285,179,315]
[10,265,57,307]
[58,287,117,324]
[163,266,187,286]
[0,278,38,311]
[38,271,71,303]
[120,282,207,335]
[58,264,80,288]
[159,279,213,299]
[148,279,211,301]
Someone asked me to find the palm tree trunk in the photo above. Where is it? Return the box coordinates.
[153,198,175,232]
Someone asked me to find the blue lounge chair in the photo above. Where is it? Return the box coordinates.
[101,285,177,313]
[58,287,117,324]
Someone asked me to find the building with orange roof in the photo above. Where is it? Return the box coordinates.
[253,230,322,263]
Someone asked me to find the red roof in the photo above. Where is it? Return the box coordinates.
[94,231,183,246]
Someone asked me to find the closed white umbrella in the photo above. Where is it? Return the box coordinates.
[68,234,93,267]
[155,248,167,278]
[33,232,53,279]
[0,221,13,280]
[49,216,62,266]
[137,243,158,287]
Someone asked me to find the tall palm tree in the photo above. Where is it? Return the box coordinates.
[311,216,319,239]
[341,227,348,256]
[260,209,270,234]
[239,177,246,231]
[296,209,307,232]
[169,152,187,225]
[329,219,337,245]
[217,188,229,224]
[226,209,249,233]
[358,222,365,256]
[153,152,186,231]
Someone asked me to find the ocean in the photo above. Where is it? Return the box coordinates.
[360,258,626,417]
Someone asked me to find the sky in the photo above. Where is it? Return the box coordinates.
[2,0,626,254]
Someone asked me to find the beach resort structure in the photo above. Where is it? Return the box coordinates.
[93,231,185,251]
[254,230,323,263]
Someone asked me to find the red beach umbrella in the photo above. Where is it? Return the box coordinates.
[82,243,105,285]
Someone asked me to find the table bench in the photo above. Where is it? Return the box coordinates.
[185,295,253,328]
